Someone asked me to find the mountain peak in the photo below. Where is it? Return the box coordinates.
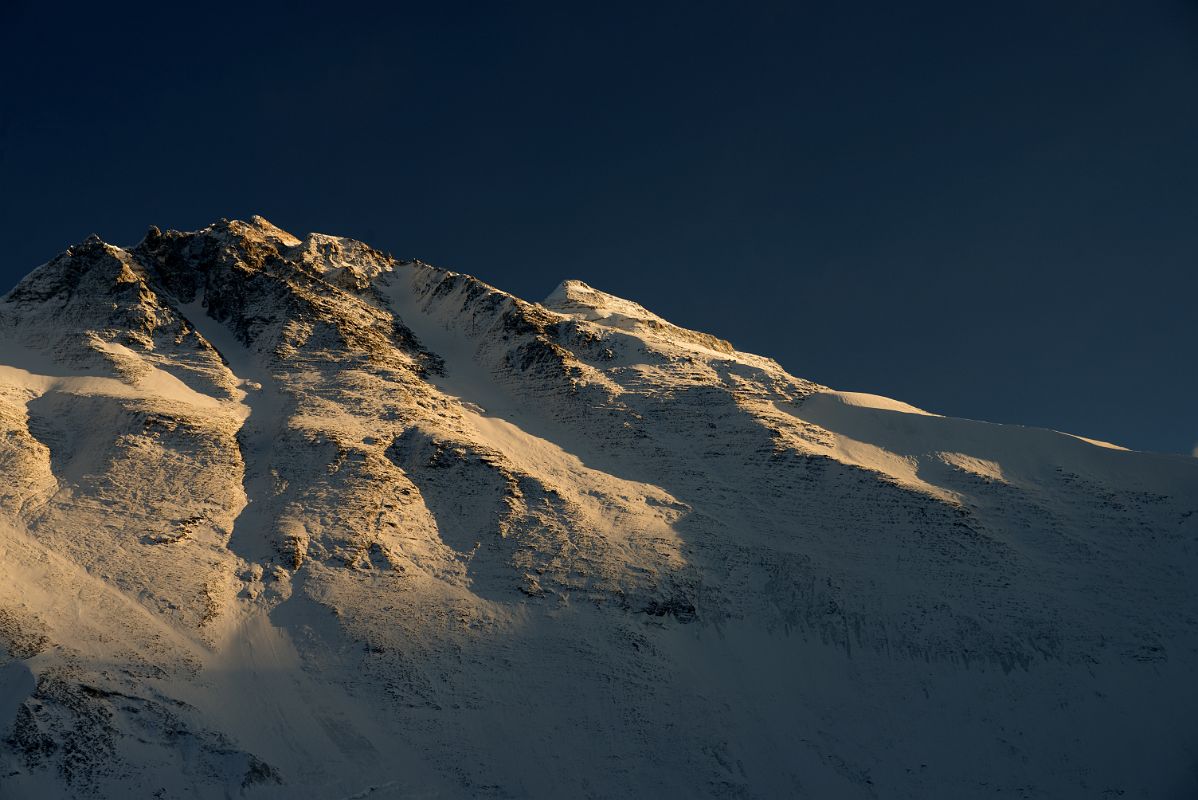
[244,214,303,246]
[544,278,736,355]
[544,278,657,321]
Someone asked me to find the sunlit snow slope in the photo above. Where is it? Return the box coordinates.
[0,217,1195,799]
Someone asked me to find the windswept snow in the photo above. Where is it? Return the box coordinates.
[0,218,1194,799]
[812,389,938,416]
[0,340,234,415]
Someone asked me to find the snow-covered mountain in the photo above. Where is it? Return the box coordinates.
[0,217,1194,799]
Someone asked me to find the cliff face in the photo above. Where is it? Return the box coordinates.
[0,217,1195,799]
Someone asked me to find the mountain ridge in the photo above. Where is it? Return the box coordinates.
[0,217,1195,798]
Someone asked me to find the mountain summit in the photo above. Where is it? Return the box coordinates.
[0,218,1195,798]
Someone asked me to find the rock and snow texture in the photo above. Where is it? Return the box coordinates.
[0,216,1194,798]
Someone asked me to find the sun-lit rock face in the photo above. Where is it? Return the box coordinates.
[0,218,1195,798]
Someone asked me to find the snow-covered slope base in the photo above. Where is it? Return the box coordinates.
[0,217,1195,799]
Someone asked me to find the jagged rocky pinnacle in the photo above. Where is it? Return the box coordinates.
[0,217,1194,798]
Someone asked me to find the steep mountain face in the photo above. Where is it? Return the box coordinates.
[0,217,1194,799]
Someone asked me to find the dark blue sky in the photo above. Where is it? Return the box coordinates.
[2,1,1195,454]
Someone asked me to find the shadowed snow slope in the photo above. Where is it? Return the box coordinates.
[0,217,1195,799]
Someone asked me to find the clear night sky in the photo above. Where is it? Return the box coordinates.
[2,1,1195,454]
